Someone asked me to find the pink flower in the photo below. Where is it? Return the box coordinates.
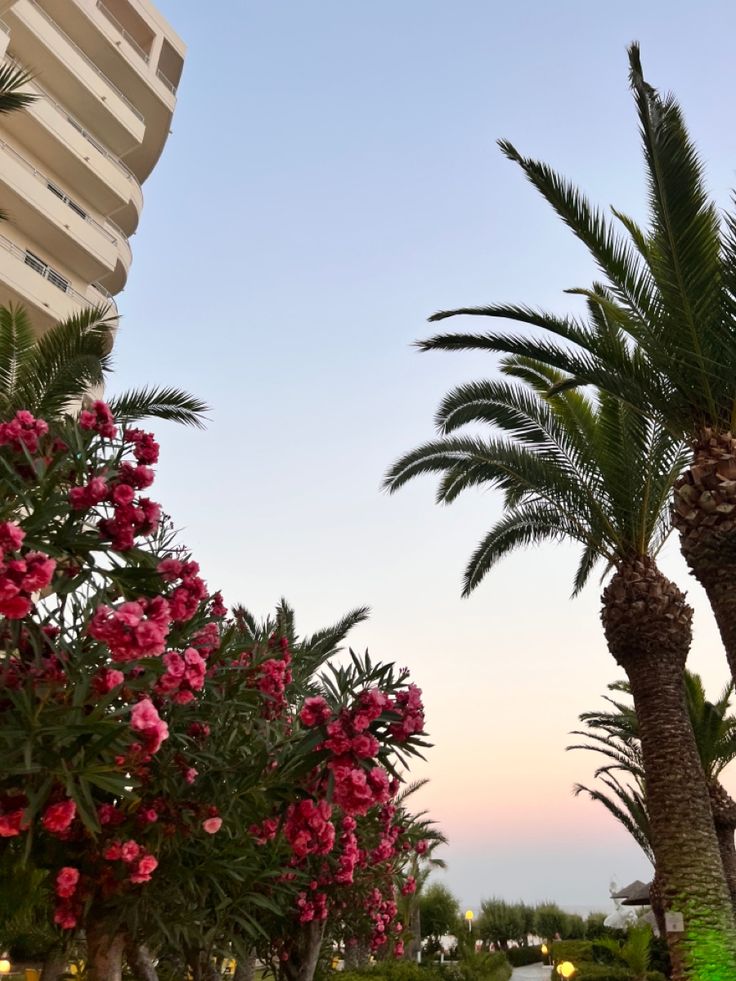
[89,598,171,662]
[92,668,125,695]
[130,698,169,754]
[300,696,332,728]
[129,853,158,884]
[125,428,159,465]
[0,808,25,837]
[55,867,80,899]
[79,401,116,438]
[42,800,76,835]
[203,817,222,834]
[0,521,24,553]
[183,766,198,784]
[121,840,141,863]
[53,906,78,930]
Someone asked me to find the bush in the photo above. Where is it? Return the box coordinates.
[550,940,594,965]
[574,967,666,981]
[506,946,543,967]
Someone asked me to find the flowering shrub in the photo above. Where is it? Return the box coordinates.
[0,405,437,980]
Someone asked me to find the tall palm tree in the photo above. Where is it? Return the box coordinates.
[415,44,736,703]
[571,674,736,907]
[0,62,35,116]
[0,304,208,426]
[384,359,736,979]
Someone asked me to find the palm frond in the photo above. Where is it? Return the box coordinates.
[107,385,209,428]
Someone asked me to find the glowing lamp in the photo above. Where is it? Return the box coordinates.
[0,957,10,975]
[541,944,548,956]
[557,963,576,979]
[464,909,474,932]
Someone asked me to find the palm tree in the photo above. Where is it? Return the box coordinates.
[571,674,736,907]
[384,359,736,979]
[416,44,736,702]
[0,62,35,116]
[0,305,208,426]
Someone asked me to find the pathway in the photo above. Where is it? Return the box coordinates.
[510,965,553,981]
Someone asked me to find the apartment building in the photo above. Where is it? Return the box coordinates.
[0,0,184,333]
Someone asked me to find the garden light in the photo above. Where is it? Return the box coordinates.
[0,956,10,975]
[464,909,474,932]
[557,962,576,979]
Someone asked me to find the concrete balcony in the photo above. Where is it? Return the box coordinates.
[0,137,132,288]
[0,231,117,334]
[1,58,143,234]
[28,0,184,181]
[4,0,146,157]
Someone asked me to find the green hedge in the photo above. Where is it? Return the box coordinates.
[550,940,595,964]
[337,956,511,981]
[573,967,666,981]
[506,946,543,967]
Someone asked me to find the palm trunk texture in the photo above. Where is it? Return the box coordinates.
[124,937,159,981]
[710,780,736,909]
[86,918,125,981]
[601,557,736,980]
[674,430,736,687]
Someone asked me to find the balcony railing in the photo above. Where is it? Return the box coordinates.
[156,68,177,94]
[4,55,140,188]
[95,0,150,64]
[26,0,144,123]
[0,137,118,245]
[0,231,89,305]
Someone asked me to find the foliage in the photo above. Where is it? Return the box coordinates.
[570,673,736,863]
[414,44,736,443]
[550,940,595,964]
[0,305,208,428]
[505,945,542,966]
[419,883,460,942]
[0,403,435,977]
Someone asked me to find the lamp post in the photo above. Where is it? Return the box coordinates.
[464,909,474,933]
[541,943,549,966]
[556,962,576,979]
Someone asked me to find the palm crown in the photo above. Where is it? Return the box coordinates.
[0,304,208,427]
[420,43,736,437]
[385,356,687,596]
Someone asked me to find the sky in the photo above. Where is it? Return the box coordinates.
[107,0,736,914]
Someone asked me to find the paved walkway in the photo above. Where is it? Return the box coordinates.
[510,966,553,981]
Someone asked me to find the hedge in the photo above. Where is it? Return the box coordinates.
[573,967,666,981]
[506,946,543,967]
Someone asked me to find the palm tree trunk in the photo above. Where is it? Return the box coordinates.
[710,780,736,909]
[40,948,68,981]
[674,430,736,685]
[601,557,736,980]
[234,949,257,981]
[124,937,159,981]
[280,921,326,981]
[86,917,125,981]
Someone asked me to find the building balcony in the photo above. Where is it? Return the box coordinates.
[4,0,146,157]
[2,56,143,234]
[0,137,131,288]
[27,0,184,182]
[0,230,117,334]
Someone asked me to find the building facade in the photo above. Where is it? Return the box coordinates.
[0,0,184,332]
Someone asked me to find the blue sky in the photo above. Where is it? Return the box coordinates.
[109,1,736,911]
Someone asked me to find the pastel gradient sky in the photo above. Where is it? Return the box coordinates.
[107,0,736,913]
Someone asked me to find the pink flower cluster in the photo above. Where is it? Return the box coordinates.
[89,597,170,662]
[0,521,55,618]
[322,688,390,758]
[0,797,27,837]
[334,815,360,884]
[42,799,76,837]
[54,867,81,929]
[102,839,158,883]
[284,799,335,859]
[79,400,116,439]
[330,764,391,816]
[124,428,159,464]
[300,696,332,728]
[157,559,208,622]
[156,647,206,703]
[130,698,169,755]
[366,886,400,953]
[0,409,48,454]
[252,647,292,720]
[249,816,279,845]
[390,684,425,742]
[296,887,329,924]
